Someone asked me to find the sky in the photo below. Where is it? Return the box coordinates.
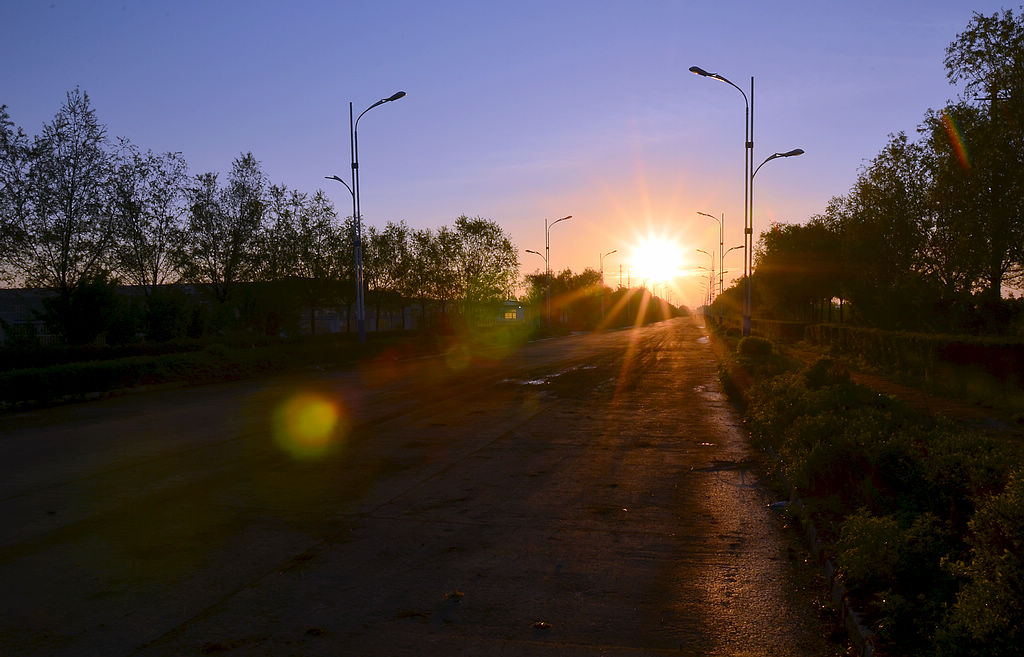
[1,0,1012,307]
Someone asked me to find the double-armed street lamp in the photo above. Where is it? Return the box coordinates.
[689,64,803,335]
[324,90,406,343]
[689,65,751,329]
[544,215,572,327]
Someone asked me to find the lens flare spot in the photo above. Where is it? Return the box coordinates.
[942,109,971,171]
[272,393,346,460]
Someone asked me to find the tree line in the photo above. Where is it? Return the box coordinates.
[0,89,518,344]
[732,7,1024,335]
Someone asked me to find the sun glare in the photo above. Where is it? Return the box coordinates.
[629,236,684,285]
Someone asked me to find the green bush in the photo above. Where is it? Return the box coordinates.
[937,470,1024,657]
[737,335,773,359]
[741,354,1024,656]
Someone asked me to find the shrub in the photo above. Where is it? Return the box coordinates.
[737,335,773,359]
[937,470,1024,657]
[741,352,1024,656]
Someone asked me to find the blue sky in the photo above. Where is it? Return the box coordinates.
[1,0,1009,305]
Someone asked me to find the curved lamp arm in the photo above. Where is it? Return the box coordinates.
[689,66,748,108]
[753,149,804,178]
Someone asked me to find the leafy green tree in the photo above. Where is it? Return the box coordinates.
[522,267,604,330]
[754,217,841,321]
[842,133,933,327]
[944,7,1024,300]
[919,103,988,304]
[453,215,518,320]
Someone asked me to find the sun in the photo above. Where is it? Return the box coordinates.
[629,236,684,285]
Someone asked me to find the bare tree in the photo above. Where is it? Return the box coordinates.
[3,89,114,294]
[109,140,188,290]
[176,153,266,304]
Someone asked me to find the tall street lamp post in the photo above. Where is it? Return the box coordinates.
[334,90,405,343]
[689,65,751,333]
[544,215,572,328]
[600,249,617,320]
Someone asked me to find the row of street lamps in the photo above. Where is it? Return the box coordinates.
[325,70,798,341]
[528,223,626,326]
[689,65,803,335]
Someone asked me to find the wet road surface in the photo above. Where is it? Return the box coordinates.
[0,317,843,656]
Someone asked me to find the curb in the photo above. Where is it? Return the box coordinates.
[706,327,876,657]
[788,496,876,657]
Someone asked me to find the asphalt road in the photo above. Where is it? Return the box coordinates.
[0,317,844,656]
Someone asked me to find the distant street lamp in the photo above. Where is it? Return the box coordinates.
[600,249,617,320]
[697,211,724,298]
[327,90,405,343]
[719,244,744,326]
[696,249,714,307]
[544,215,572,328]
[747,148,804,331]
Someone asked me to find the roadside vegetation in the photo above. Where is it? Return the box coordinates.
[718,329,1024,657]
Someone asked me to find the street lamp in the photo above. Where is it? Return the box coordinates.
[690,65,752,331]
[544,215,572,328]
[697,211,724,299]
[600,249,617,320]
[333,90,405,343]
[747,148,803,332]
[696,249,714,307]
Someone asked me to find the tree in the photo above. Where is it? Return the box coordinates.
[295,191,349,333]
[522,267,604,330]
[919,103,989,302]
[944,7,1024,300]
[176,153,266,305]
[109,140,188,289]
[4,89,114,295]
[754,218,841,321]
[842,133,933,327]
[453,215,518,320]
[0,105,32,284]
[366,220,412,329]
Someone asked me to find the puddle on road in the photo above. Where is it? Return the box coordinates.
[697,336,710,344]
[503,364,598,387]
